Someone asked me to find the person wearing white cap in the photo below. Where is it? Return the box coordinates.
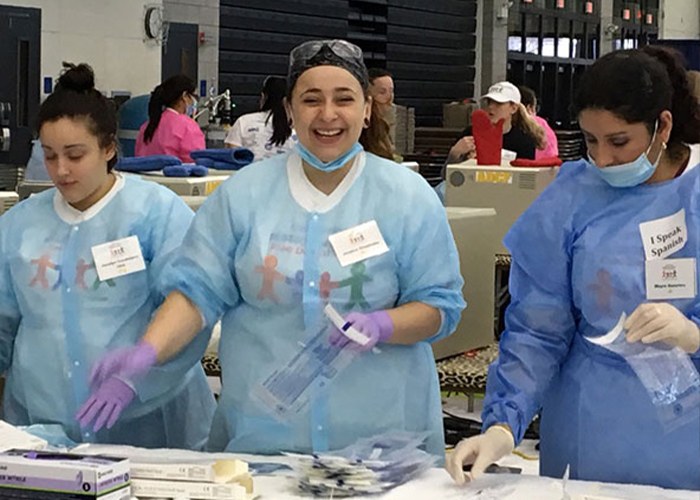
[446,81,545,164]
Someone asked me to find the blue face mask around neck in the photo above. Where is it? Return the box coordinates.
[589,122,663,188]
[295,142,363,172]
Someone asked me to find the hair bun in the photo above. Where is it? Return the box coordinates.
[57,62,96,93]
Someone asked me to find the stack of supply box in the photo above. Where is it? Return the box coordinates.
[129,458,253,500]
[0,449,130,499]
[393,105,415,156]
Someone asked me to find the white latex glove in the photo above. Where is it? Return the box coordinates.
[446,425,515,485]
[625,303,700,354]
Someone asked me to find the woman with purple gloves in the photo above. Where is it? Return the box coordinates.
[79,39,465,458]
[0,63,214,449]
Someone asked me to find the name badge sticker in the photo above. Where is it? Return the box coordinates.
[639,208,687,261]
[328,220,389,267]
[91,235,146,282]
[645,258,696,300]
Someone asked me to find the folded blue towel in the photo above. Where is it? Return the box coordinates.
[193,157,214,167]
[188,164,208,177]
[190,148,254,169]
[193,157,243,171]
[116,155,182,172]
[163,164,209,177]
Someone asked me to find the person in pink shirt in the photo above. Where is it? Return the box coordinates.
[519,85,559,160]
[135,75,205,162]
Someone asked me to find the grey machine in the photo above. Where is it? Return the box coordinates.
[445,160,560,343]
[431,207,498,359]
[445,160,559,255]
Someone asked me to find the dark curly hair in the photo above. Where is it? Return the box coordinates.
[573,46,700,161]
[37,62,118,171]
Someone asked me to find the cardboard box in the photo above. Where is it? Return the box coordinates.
[129,458,248,484]
[0,449,129,498]
[0,485,130,499]
[131,478,247,500]
[442,101,478,129]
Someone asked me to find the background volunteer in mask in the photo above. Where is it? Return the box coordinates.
[80,39,465,457]
[135,74,205,163]
[447,46,700,490]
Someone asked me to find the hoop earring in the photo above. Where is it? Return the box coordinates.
[363,117,370,128]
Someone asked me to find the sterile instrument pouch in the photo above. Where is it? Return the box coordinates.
[252,310,362,420]
[587,313,700,434]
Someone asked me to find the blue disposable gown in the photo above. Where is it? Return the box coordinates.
[0,175,215,448]
[483,158,700,490]
[163,151,465,457]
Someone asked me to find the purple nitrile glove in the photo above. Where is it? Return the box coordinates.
[76,377,136,432]
[329,311,394,351]
[89,340,158,389]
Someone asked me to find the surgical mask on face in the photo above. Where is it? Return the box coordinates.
[186,97,198,118]
[295,142,363,172]
[589,121,662,188]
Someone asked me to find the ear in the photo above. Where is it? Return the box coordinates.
[658,110,673,144]
[104,140,117,163]
[283,97,293,126]
[364,95,373,123]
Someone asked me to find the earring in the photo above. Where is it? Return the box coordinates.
[662,141,667,150]
[363,117,370,128]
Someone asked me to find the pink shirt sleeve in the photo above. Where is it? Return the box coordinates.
[534,115,559,160]
[131,111,205,162]
[179,119,206,163]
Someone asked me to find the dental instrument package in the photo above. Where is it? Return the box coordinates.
[586,313,700,433]
[253,304,367,419]
[0,449,130,499]
[285,432,437,497]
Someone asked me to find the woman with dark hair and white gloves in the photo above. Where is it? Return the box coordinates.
[447,46,700,491]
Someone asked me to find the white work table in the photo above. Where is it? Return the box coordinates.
[74,444,698,500]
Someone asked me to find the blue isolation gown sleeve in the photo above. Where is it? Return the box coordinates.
[482,171,578,443]
[162,179,242,328]
[0,216,20,373]
[146,193,196,302]
[132,190,211,402]
[395,185,465,342]
[688,306,700,361]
